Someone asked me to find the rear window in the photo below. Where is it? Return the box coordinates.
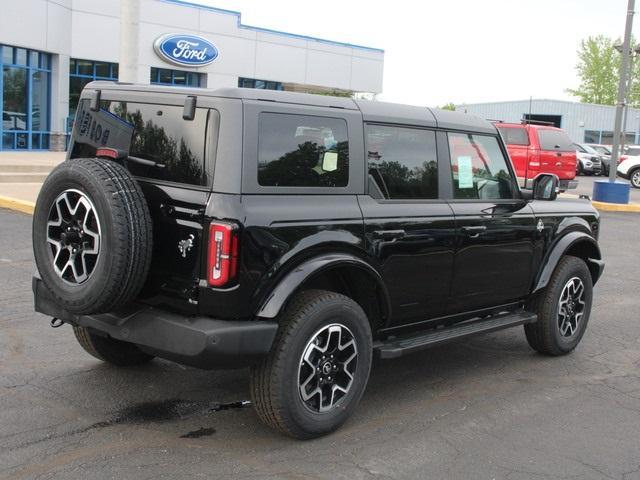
[537,129,574,152]
[496,126,529,146]
[257,113,349,187]
[70,99,210,186]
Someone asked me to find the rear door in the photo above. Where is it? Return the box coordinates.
[70,95,217,311]
[496,125,529,186]
[359,125,456,325]
[536,128,576,180]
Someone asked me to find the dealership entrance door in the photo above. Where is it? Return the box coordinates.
[1,45,51,150]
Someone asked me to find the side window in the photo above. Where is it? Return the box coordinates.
[365,124,438,200]
[71,99,209,186]
[537,129,574,152]
[448,132,515,200]
[257,113,349,187]
[496,126,529,146]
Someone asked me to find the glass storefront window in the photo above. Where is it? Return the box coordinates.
[3,67,27,130]
[1,44,51,150]
[69,58,119,115]
[2,46,12,64]
[238,77,284,90]
[15,48,27,66]
[32,71,49,132]
[150,67,203,87]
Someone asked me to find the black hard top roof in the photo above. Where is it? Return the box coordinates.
[88,82,496,134]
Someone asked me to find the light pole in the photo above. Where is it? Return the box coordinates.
[594,0,634,204]
[609,0,634,183]
[614,43,640,151]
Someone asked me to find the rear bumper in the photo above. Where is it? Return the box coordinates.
[33,277,278,369]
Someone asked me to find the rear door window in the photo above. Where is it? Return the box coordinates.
[537,129,574,152]
[365,124,438,199]
[257,113,349,187]
[70,99,210,186]
[496,126,529,146]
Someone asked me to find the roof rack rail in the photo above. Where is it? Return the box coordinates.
[487,118,504,123]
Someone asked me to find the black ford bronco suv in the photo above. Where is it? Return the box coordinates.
[33,82,604,439]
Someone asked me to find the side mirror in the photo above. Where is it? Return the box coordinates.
[532,174,559,201]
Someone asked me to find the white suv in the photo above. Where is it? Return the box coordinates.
[617,152,640,188]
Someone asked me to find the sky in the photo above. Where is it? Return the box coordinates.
[194,0,632,107]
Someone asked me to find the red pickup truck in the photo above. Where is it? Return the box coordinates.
[494,122,577,190]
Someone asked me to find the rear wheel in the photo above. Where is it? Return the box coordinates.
[524,256,593,356]
[73,326,154,366]
[250,290,372,439]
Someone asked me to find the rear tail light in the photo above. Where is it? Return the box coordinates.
[619,155,627,164]
[207,222,239,287]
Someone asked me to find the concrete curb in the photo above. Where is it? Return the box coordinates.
[591,200,640,212]
[0,195,35,215]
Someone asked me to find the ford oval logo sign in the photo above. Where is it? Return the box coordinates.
[154,34,219,67]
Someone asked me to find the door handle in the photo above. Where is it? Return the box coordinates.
[462,225,487,238]
[556,152,562,157]
[372,229,406,240]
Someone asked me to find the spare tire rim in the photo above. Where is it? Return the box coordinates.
[557,277,586,338]
[298,323,358,413]
[46,189,101,285]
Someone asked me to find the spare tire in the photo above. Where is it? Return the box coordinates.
[33,158,153,314]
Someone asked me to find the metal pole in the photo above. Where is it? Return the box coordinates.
[621,54,633,151]
[610,0,635,182]
[119,0,140,83]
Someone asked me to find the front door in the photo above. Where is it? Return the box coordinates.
[359,124,456,326]
[445,131,537,313]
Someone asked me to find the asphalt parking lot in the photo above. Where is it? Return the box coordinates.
[2,206,640,480]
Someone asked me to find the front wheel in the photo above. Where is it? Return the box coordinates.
[250,290,372,439]
[524,256,593,356]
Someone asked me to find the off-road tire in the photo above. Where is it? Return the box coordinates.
[73,326,154,366]
[524,256,593,356]
[33,158,153,314]
[250,289,372,439]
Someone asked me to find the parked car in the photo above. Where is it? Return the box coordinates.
[575,143,603,175]
[586,144,612,176]
[494,121,577,190]
[618,155,640,187]
[32,83,604,439]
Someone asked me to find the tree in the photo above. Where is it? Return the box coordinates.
[567,35,640,107]
[438,102,457,111]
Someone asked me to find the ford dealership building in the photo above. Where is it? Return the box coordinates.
[0,0,384,151]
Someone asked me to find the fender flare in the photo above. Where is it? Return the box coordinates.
[533,231,603,293]
[255,253,391,320]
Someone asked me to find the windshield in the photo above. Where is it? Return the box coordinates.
[592,145,611,155]
[579,144,598,154]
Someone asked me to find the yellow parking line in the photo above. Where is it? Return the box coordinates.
[0,195,35,215]
[591,200,640,212]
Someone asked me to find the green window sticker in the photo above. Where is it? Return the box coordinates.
[457,156,474,188]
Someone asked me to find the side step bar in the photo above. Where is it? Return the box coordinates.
[375,310,537,359]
